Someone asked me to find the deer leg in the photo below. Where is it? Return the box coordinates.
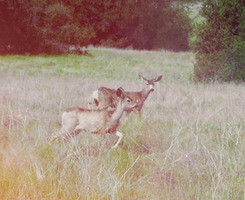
[137,110,142,118]
[138,111,142,118]
[64,128,81,141]
[49,126,69,144]
[111,131,123,149]
[124,109,133,117]
[133,109,141,118]
[49,119,77,144]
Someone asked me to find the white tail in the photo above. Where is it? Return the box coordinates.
[50,87,136,148]
[89,75,162,117]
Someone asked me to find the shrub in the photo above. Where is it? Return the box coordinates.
[218,38,245,82]
[194,0,245,82]
[194,38,245,82]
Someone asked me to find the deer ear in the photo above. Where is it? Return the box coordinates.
[154,75,163,82]
[116,87,125,99]
[138,74,143,82]
[138,74,147,82]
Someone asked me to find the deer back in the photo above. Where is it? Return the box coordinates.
[97,87,119,109]
[64,107,109,134]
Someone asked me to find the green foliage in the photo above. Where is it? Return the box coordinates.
[194,0,245,82]
[0,0,39,53]
[147,3,191,51]
[218,38,245,82]
[0,0,192,53]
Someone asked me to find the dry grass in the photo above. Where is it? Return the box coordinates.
[0,48,244,199]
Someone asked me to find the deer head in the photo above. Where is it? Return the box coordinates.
[116,87,136,109]
[138,74,162,92]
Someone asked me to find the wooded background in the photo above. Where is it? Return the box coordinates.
[0,0,245,82]
[0,0,193,53]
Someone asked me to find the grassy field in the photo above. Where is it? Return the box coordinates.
[0,47,244,200]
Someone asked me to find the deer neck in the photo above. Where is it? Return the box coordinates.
[140,88,152,102]
[110,102,125,124]
[107,102,125,131]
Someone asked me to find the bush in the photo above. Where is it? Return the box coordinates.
[194,51,223,81]
[219,39,245,82]
[194,0,245,82]
[195,38,245,82]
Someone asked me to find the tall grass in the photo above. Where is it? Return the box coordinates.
[0,48,244,199]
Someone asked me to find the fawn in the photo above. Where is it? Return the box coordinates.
[50,87,136,148]
[90,75,162,117]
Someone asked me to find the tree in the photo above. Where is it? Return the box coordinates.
[0,0,193,54]
[194,0,245,82]
[0,0,39,53]
[110,0,192,51]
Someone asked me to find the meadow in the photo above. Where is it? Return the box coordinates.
[0,47,244,200]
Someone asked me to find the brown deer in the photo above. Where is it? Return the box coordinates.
[89,75,162,117]
[50,87,136,148]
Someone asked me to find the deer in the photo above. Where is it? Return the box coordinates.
[89,75,162,117]
[49,87,136,148]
